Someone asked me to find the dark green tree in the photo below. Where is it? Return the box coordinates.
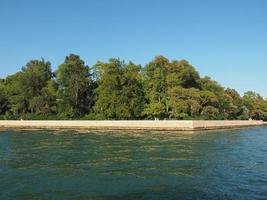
[56,54,94,118]
[29,80,58,115]
[4,59,53,117]
[93,59,123,119]
[0,80,9,116]
[93,59,145,119]
[120,62,145,119]
[261,100,267,121]
[21,59,53,99]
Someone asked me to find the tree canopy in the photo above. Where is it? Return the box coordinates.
[1,54,266,121]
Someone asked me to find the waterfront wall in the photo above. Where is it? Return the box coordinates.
[192,120,264,130]
[0,120,264,131]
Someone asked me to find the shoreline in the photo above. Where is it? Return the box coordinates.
[0,120,264,131]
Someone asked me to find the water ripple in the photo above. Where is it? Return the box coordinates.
[0,127,267,199]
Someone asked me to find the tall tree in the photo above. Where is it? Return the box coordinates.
[57,54,94,118]
[21,59,53,99]
[4,59,53,116]
[93,59,123,119]
[142,56,169,119]
[93,59,144,119]
[4,72,25,115]
[261,100,267,121]
[173,60,200,88]
[224,88,243,119]
[143,56,201,119]
[243,91,264,120]
[120,62,145,119]
[0,80,9,115]
[29,80,58,115]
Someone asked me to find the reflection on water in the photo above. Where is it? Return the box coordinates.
[0,127,267,199]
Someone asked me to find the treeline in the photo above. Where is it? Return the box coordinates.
[0,54,266,120]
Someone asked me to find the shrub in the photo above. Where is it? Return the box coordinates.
[82,113,106,120]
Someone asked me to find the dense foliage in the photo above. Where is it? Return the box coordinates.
[0,54,266,120]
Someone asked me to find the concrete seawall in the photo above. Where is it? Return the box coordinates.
[0,120,264,131]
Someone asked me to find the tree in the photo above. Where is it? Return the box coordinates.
[21,59,53,99]
[57,54,94,118]
[224,88,243,119]
[174,60,200,88]
[0,80,9,115]
[198,76,224,95]
[93,59,124,119]
[93,59,145,119]
[120,62,145,119]
[143,56,169,110]
[261,100,267,121]
[29,80,58,115]
[166,87,201,119]
[243,91,264,120]
[4,59,53,116]
[201,106,219,120]
[142,102,166,120]
[200,90,218,107]
[4,72,26,115]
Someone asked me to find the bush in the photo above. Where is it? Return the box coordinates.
[201,106,219,120]
[4,112,20,120]
[170,112,189,120]
[82,113,106,120]
[20,113,58,120]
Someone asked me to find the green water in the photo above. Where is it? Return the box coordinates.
[0,127,267,200]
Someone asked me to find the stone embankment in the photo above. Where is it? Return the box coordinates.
[0,120,264,131]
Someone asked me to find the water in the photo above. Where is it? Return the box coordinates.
[0,127,267,200]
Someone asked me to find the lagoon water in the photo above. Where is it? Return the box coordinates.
[0,127,267,200]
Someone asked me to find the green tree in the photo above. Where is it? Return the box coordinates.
[199,90,218,107]
[174,60,200,88]
[0,80,9,115]
[201,106,219,119]
[21,59,53,99]
[166,87,201,119]
[261,100,267,121]
[243,91,264,120]
[4,59,53,116]
[29,80,58,115]
[224,88,243,119]
[57,54,94,118]
[4,72,26,115]
[198,76,224,95]
[93,59,145,119]
[144,56,169,109]
[142,102,166,120]
[120,62,145,119]
[93,59,124,119]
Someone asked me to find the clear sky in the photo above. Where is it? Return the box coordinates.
[0,0,266,97]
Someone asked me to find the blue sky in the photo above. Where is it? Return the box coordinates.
[0,0,266,97]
